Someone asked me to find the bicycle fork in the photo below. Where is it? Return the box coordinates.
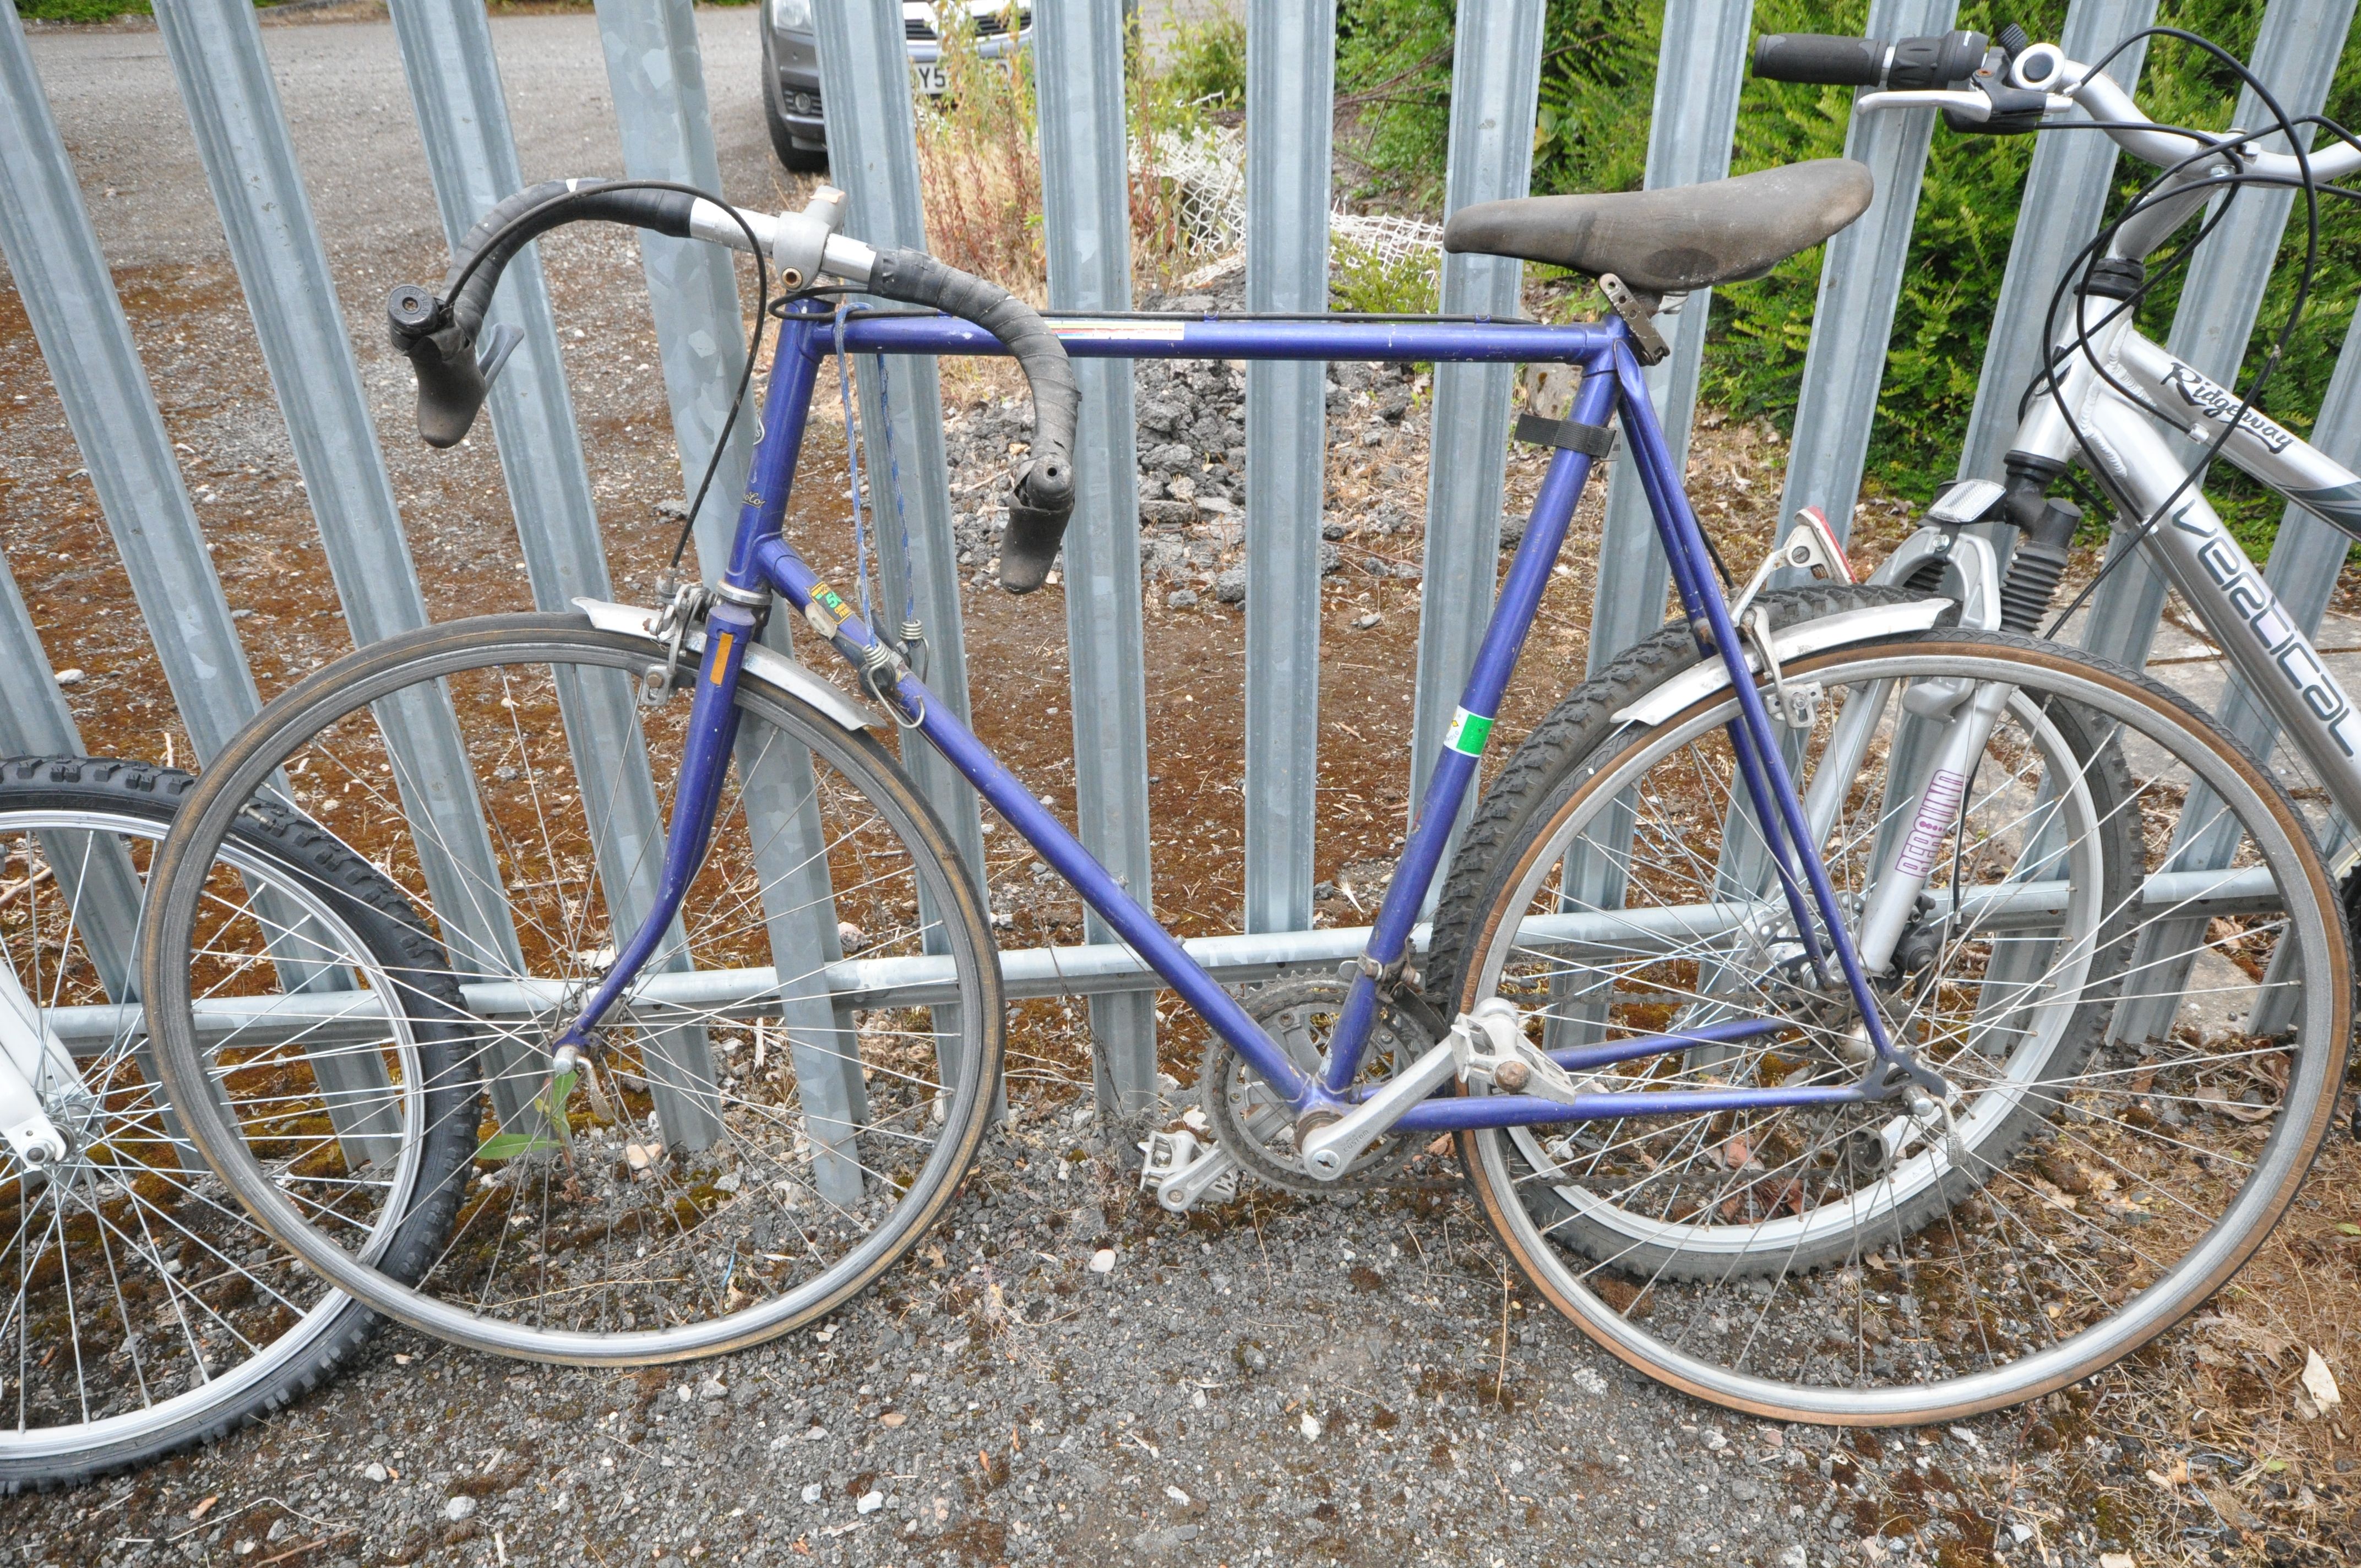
[1852,676,2014,974]
[547,597,760,1076]
[0,956,80,1167]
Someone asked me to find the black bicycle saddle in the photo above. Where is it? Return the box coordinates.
[1442,159,1874,296]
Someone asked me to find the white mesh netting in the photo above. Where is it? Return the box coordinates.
[1133,124,1444,268]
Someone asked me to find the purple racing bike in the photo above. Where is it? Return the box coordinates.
[131,94,2349,1425]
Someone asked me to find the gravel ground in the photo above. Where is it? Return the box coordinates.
[13,1115,2072,1568]
[7,12,2361,1568]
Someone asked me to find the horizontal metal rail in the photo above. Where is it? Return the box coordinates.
[46,864,2275,1054]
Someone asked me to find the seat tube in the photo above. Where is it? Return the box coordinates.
[1320,350,1620,1093]
[1612,345,1901,1060]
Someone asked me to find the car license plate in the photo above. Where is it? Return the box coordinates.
[913,62,949,95]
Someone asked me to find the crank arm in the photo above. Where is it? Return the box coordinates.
[1299,1037,1460,1180]
[1155,1140,1242,1212]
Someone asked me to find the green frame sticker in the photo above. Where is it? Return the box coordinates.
[1444,707,1494,756]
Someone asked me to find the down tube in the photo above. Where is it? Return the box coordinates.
[749,532,1334,1114]
[910,698,1339,1110]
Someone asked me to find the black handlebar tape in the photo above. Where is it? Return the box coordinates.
[386,179,699,447]
[1751,34,1888,85]
[863,248,1079,596]
[442,180,698,339]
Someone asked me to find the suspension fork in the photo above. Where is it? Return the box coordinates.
[1852,677,2014,973]
[0,956,77,1166]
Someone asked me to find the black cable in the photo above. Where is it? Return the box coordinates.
[2001,27,2333,637]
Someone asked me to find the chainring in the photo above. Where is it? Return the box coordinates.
[1200,974,1436,1194]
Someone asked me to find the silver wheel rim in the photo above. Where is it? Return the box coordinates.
[1,808,421,1467]
[1501,684,2108,1262]
[1464,647,2341,1420]
[145,626,995,1364]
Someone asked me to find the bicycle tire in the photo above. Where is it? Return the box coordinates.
[0,756,470,1491]
[139,614,1004,1364]
[1441,631,2348,1425]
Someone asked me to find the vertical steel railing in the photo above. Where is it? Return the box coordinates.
[1408,0,1548,890]
[1035,0,1159,1112]
[1584,0,1758,678]
[1,0,2349,1123]
[1242,0,1337,940]
[1776,0,1960,544]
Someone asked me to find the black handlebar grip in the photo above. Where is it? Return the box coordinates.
[863,248,1079,595]
[1885,30,1989,90]
[388,283,487,449]
[1751,34,1889,85]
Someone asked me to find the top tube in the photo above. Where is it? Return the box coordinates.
[817,309,1622,366]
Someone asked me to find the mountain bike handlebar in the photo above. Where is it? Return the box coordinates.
[385,179,1079,595]
[1754,26,2361,186]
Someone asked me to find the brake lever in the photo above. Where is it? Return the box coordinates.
[476,322,524,392]
[1857,81,2074,122]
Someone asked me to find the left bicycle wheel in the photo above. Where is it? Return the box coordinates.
[0,756,470,1491]
[141,613,1004,1364]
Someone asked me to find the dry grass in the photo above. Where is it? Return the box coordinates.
[911,15,1230,303]
[912,13,1045,301]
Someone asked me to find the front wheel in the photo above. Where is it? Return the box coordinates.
[1440,631,2348,1425]
[140,614,1004,1365]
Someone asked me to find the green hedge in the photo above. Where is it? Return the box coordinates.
[1338,0,2360,543]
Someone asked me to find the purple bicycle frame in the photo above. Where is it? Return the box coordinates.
[554,298,1925,1136]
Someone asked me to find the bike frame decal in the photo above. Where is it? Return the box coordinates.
[2066,380,2361,827]
[1443,707,1493,757]
[1895,768,1971,878]
[561,301,1905,1131]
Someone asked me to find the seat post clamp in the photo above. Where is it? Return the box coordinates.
[1599,273,1672,366]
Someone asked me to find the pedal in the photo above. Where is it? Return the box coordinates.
[1139,1128,1239,1212]
[1450,998,1595,1103]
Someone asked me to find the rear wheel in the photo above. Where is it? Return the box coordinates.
[0,757,466,1490]
[1442,633,2348,1424]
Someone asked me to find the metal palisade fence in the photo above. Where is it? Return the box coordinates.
[2,0,2359,1128]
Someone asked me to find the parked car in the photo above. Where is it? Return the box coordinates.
[762,0,1035,173]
